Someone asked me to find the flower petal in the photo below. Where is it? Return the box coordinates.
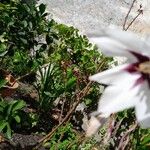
[86,116,106,137]
[89,29,150,57]
[97,84,141,117]
[89,37,137,62]
[89,64,141,85]
[105,29,150,56]
[135,82,150,128]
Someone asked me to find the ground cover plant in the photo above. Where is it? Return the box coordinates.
[0,0,150,149]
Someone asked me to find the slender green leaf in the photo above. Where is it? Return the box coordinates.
[0,120,7,132]
[12,100,26,112]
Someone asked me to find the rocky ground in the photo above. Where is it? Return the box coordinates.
[39,0,150,36]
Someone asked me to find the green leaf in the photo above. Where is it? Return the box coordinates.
[0,107,4,113]
[0,43,6,50]
[13,51,22,63]
[85,99,92,105]
[0,51,7,57]
[0,120,7,132]
[44,91,55,97]
[11,100,26,112]
[66,77,76,89]
[20,38,28,44]
[23,4,30,12]
[0,79,8,89]
[22,20,28,27]
[6,123,12,139]
[42,13,48,17]
[39,44,47,52]
[46,34,53,44]
[0,101,7,108]
[39,4,46,15]
[14,115,21,123]
[29,22,33,29]
[6,100,25,117]
[141,135,150,145]
[0,101,7,112]
[67,68,73,78]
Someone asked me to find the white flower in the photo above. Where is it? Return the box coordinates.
[86,29,150,136]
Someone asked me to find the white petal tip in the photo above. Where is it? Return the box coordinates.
[89,76,94,81]
[86,116,101,137]
[86,116,107,137]
[89,75,98,82]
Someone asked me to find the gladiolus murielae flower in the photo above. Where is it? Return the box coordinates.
[86,29,150,137]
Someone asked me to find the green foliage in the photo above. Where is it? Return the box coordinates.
[1,0,149,149]
[36,64,58,110]
[0,79,8,89]
[35,22,110,110]
[0,99,26,138]
[46,123,78,150]
[0,0,48,75]
[0,1,107,145]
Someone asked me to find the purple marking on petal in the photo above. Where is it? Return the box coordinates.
[129,51,149,62]
[133,76,144,87]
[124,63,150,88]
[124,63,139,73]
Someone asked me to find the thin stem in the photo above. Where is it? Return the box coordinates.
[124,10,143,31]
[33,81,92,149]
[123,0,137,30]
[118,122,138,149]
[33,58,107,149]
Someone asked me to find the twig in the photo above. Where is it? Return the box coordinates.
[118,122,138,150]
[123,0,137,30]
[111,118,123,137]
[58,96,65,123]
[122,135,130,150]
[104,114,116,144]
[33,58,107,149]
[124,9,143,31]
[16,71,35,81]
[33,81,92,149]
[16,63,50,81]
[123,0,143,31]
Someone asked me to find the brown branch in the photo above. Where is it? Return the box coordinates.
[33,81,92,149]
[58,97,65,123]
[122,135,130,150]
[118,122,138,150]
[123,0,137,30]
[16,71,35,81]
[16,63,50,81]
[124,9,143,31]
[33,58,107,149]
[112,118,123,137]
[123,0,144,31]
[104,114,116,144]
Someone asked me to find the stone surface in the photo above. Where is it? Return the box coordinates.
[39,0,150,36]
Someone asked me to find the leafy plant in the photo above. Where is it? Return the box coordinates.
[46,123,78,150]
[35,63,59,110]
[1,0,145,149]
[0,99,26,138]
[35,22,110,112]
[0,0,48,75]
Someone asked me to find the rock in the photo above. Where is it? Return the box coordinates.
[12,133,44,150]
